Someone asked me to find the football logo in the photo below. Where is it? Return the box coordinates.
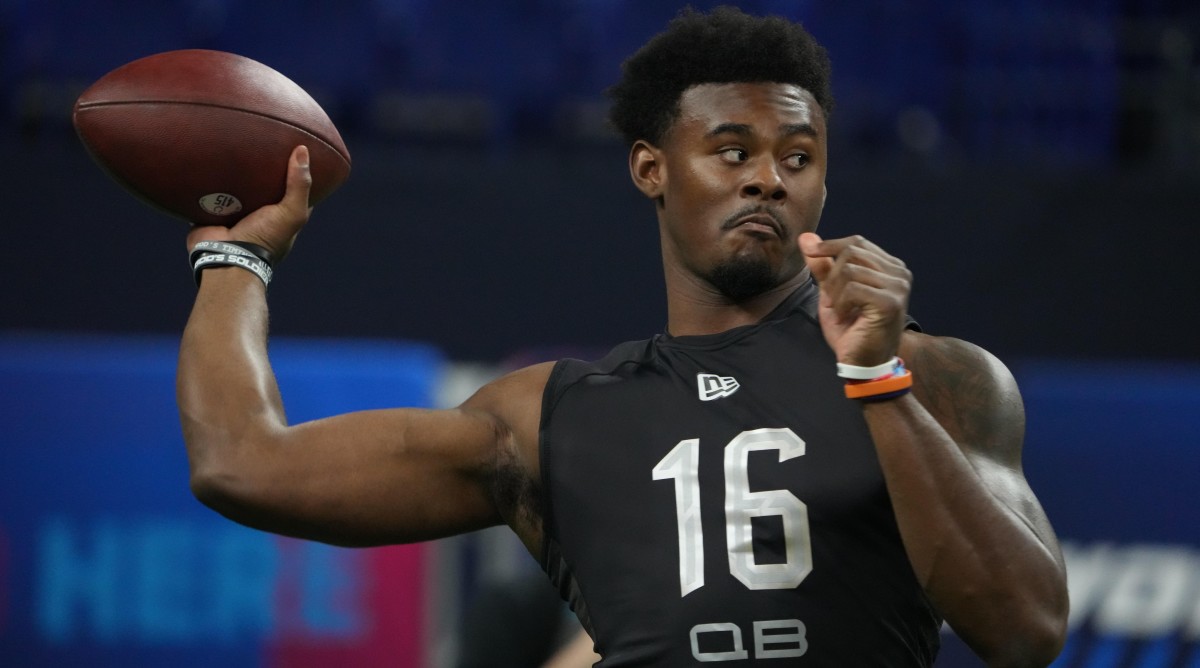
[697,373,740,401]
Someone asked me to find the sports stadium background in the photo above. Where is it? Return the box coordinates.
[2,1,1198,666]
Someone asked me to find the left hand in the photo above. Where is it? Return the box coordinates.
[799,232,912,367]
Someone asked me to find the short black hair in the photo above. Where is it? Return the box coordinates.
[607,6,834,147]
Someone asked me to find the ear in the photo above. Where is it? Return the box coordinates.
[629,140,666,201]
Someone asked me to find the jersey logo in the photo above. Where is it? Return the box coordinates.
[697,373,740,401]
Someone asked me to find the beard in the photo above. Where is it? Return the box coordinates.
[705,253,778,303]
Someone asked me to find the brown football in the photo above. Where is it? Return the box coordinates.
[73,49,351,226]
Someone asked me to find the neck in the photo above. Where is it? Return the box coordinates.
[664,266,810,337]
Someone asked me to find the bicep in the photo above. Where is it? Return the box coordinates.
[907,334,1062,559]
[195,405,506,547]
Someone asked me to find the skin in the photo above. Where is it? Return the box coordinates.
[179,82,1068,667]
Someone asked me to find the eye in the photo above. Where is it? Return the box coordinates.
[783,153,809,169]
[718,148,748,163]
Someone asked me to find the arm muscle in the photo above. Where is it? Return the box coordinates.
[177,268,548,548]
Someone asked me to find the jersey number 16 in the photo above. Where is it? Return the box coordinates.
[653,427,812,597]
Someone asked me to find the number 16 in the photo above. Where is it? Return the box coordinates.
[652,428,812,597]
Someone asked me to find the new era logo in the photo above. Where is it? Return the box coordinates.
[697,373,740,401]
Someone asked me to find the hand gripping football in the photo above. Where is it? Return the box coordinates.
[73,49,351,226]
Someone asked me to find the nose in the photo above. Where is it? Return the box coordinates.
[741,159,787,201]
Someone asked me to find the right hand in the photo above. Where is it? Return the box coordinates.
[798,231,912,368]
[186,145,314,263]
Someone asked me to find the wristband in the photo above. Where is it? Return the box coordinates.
[837,356,902,380]
[190,240,275,288]
[844,366,913,401]
[190,240,274,268]
[192,251,273,287]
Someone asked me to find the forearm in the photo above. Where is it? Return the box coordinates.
[862,395,1067,665]
[177,267,286,494]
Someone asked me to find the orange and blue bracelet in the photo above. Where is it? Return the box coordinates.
[839,357,913,402]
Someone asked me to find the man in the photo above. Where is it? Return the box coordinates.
[178,7,1068,666]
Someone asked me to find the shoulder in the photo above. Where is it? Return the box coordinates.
[900,332,1025,465]
[461,361,556,460]
[540,338,660,408]
[901,332,1021,406]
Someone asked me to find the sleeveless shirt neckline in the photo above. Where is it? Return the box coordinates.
[657,278,819,351]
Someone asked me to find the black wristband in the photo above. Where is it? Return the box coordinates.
[190,240,275,288]
[223,241,275,266]
[189,240,275,269]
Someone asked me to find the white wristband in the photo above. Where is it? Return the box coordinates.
[837,356,901,380]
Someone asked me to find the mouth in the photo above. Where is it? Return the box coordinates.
[725,211,785,239]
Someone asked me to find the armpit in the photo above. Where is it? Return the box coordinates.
[490,433,546,556]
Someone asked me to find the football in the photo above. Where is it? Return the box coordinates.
[73,49,351,226]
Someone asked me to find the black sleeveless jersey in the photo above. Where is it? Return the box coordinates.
[538,279,941,666]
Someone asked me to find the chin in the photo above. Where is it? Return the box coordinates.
[707,255,780,302]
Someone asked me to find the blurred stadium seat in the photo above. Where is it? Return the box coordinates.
[2,0,1196,166]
